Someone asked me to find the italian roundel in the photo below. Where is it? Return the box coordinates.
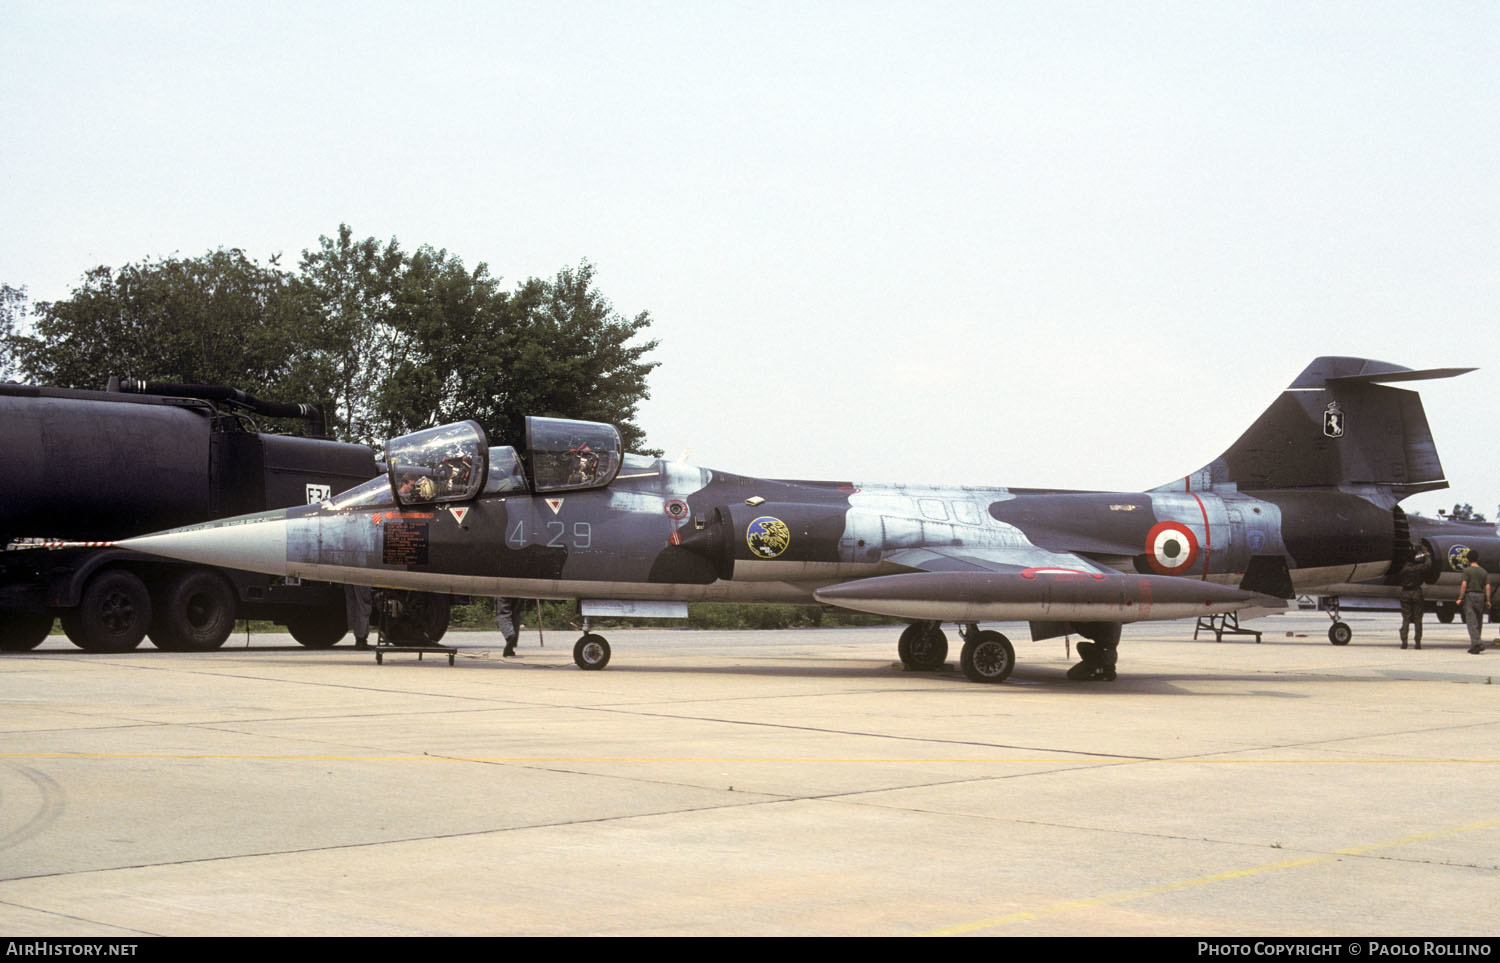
[1145,521,1199,575]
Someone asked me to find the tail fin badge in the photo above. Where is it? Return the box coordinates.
[1323,402,1345,438]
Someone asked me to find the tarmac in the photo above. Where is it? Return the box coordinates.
[1,610,1497,937]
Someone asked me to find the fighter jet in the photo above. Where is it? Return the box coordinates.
[118,356,1469,682]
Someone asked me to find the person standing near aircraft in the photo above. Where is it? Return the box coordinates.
[1397,551,1428,650]
[344,584,373,648]
[495,597,525,657]
[1457,556,1490,653]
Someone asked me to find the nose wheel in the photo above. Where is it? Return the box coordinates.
[573,632,611,670]
[1320,595,1352,645]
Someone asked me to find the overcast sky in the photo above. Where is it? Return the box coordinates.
[3,1,1496,519]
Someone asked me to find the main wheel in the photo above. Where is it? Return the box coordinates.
[0,612,53,652]
[573,633,611,670]
[61,570,151,652]
[1328,621,1352,646]
[286,608,348,648]
[150,570,236,651]
[960,630,1015,683]
[897,623,948,669]
[1437,603,1456,624]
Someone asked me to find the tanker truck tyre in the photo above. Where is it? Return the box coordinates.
[61,570,151,652]
[150,571,236,651]
[286,608,348,648]
[0,612,53,651]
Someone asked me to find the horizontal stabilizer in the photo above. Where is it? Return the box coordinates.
[814,570,1278,624]
[1327,366,1474,385]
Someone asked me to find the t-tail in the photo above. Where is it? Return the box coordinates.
[1155,356,1473,505]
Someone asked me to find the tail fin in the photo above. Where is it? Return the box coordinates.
[1157,357,1472,499]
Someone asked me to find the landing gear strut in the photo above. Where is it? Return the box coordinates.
[1320,596,1352,645]
[573,617,611,670]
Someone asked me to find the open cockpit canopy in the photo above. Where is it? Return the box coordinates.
[524,416,622,493]
[387,421,489,506]
[324,416,624,508]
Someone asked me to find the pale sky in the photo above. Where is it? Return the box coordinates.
[3,1,1496,519]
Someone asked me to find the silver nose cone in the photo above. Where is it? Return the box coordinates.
[119,513,291,577]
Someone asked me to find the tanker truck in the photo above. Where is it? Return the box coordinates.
[0,380,443,652]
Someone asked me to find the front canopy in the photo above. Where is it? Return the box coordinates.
[387,421,488,506]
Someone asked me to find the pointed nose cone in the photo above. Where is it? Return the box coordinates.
[119,512,291,577]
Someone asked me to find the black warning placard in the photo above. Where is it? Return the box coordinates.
[382,520,429,565]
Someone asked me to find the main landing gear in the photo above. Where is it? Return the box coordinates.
[896,621,1015,683]
[1319,596,1352,645]
[572,617,611,670]
[958,624,1015,683]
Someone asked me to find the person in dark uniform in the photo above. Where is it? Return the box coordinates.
[1397,550,1428,649]
[344,584,373,648]
[495,596,525,657]
[1457,555,1490,654]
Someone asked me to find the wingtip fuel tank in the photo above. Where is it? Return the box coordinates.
[812,570,1285,624]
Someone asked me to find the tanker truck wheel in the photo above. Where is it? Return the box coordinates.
[61,570,151,652]
[0,612,54,651]
[149,571,236,651]
[286,608,348,648]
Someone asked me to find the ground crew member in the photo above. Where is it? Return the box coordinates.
[1457,556,1490,654]
[1398,550,1427,649]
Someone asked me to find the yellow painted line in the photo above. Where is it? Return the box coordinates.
[920,815,1500,937]
[1,753,1499,763]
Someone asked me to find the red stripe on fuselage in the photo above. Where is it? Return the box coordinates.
[1186,490,1211,579]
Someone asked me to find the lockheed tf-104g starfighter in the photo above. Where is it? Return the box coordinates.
[117,357,1468,682]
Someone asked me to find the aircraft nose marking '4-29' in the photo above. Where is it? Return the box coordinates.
[117,358,1473,683]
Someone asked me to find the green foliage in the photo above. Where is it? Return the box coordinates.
[0,284,28,380]
[16,227,661,451]
[17,251,318,397]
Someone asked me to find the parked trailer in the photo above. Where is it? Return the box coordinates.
[0,381,443,652]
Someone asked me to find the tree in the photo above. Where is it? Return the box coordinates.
[372,257,659,452]
[506,262,659,452]
[296,225,405,443]
[17,230,661,451]
[18,250,320,399]
[0,284,28,381]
